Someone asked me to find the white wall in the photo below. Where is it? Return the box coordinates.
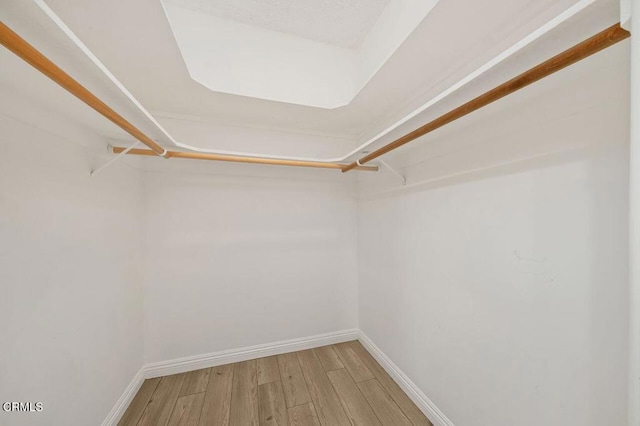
[628,1,640,424]
[142,169,359,363]
[0,116,144,425]
[357,45,630,425]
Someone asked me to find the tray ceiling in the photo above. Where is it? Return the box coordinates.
[161,0,439,108]
[166,0,390,49]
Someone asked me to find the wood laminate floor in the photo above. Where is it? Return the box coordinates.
[118,340,433,426]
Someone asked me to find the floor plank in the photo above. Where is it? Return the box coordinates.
[199,364,234,426]
[123,344,430,426]
[357,379,412,426]
[346,341,432,426]
[180,368,211,397]
[326,369,381,426]
[296,350,350,426]
[230,360,259,426]
[118,378,161,426]
[288,403,320,426]
[313,346,343,372]
[138,373,187,426]
[168,393,205,426]
[258,356,281,385]
[333,342,375,382]
[258,381,289,426]
[277,352,312,408]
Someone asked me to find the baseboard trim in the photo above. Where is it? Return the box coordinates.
[358,331,454,426]
[144,328,360,379]
[101,368,145,426]
[103,328,452,426]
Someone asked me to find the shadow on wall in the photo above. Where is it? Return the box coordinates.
[356,39,630,425]
[358,40,630,199]
[356,130,630,425]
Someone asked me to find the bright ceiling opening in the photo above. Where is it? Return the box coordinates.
[161,0,440,108]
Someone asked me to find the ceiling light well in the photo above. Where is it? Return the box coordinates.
[160,0,440,109]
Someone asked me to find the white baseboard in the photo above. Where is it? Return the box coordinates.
[101,368,145,426]
[103,328,452,426]
[144,328,360,379]
[357,331,454,426]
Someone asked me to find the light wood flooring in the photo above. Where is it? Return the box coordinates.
[118,340,433,426]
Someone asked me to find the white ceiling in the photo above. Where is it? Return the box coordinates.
[165,0,390,49]
[161,0,439,108]
[32,0,587,131]
[0,0,622,164]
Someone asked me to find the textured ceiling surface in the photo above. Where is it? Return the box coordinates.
[164,0,390,49]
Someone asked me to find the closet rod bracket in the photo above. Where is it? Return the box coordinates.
[377,160,407,185]
[90,141,141,177]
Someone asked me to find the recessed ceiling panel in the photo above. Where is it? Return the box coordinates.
[161,0,439,108]
[166,0,390,49]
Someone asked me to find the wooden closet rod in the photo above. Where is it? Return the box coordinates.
[342,23,630,173]
[0,22,168,158]
[0,21,379,172]
[111,146,379,171]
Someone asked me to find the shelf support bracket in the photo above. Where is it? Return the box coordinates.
[91,141,141,177]
[377,159,407,185]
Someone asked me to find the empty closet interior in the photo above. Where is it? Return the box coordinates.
[0,0,637,425]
